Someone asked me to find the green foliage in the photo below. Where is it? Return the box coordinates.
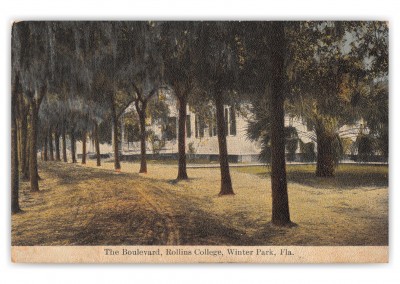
[355,133,375,162]
[98,120,112,144]
[188,142,196,155]
[147,96,170,124]
[246,105,301,163]
[245,94,271,163]
[159,22,200,99]
[340,137,354,157]
[233,164,388,189]
[123,112,140,142]
[299,141,316,162]
[192,22,244,108]
[332,134,344,164]
[284,22,388,172]
[286,22,368,131]
[147,130,165,155]
[13,21,388,164]
[361,80,388,159]
[258,141,272,164]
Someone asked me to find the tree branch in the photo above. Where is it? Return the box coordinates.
[132,82,142,101]
[116,96,136,119]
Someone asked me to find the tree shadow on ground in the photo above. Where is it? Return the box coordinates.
[16,162,261,246]
[69,202,252,246]
[16,162,387,246]
[254,165,388,189]
[41,161,135,185]
[249,222,302,245]
[174,204,251,246]
[286,170,388,189]
[167,177,202,185]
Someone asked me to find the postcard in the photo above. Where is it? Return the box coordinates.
[11,21,388,263]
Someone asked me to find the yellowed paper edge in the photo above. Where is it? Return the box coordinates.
[11,246,388,263]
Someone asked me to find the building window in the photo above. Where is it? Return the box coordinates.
[208,112,217,137]
[194,114,199,138]
[230,106,236,136]
[195,114,205,138]
[199,116,205,138]
[195,115,198,138]
[213,112,217,136]
[186,115,191,138]
[208,119,213,137]
[164,117,177,141]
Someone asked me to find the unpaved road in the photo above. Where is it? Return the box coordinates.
[12,162,245,245]
[12,161,388,246]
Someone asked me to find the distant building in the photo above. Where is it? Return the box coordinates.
[118,93,320,163]
[78,92,366,163]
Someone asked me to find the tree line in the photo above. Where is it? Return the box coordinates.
[11,21,388,227]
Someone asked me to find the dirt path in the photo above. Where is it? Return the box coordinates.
[13,162,244,246]
[12,161,388,246]
[135,183,181,245]
[12,162,182,245]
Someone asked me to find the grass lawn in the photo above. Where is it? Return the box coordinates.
[146,158,219,165]
[12,160,388,246]
[233,164,388,189]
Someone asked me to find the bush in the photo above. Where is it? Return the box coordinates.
[147,130,165,155]
[188,142,196,155]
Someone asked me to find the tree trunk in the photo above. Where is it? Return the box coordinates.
[12,91,20,213]
[139,108,147,173]
[112,117,121,170]
[111,99,121,170]
[269,22,291,226]
[62,126,67,162]
[23,125,30,180]
[29,103,40,192]
[214,91,234,195]
[55,132,61,161]
[316,125,335,177]
[20,112,29,180]
[81,131,87,164]
[94,123,101,166]
[177,95,188,180]
[49,130,54,161]
[43,133,48,161]
[17,120,22,168]
[70,131,77,163]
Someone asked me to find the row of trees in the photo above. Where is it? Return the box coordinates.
[247,21,388,175]
[12,21,388,227]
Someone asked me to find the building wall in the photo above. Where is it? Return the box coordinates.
[142,103,263,156]
[75,94,363,159]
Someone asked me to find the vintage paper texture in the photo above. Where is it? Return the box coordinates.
[11,21,388,263]
[12,246,388,263]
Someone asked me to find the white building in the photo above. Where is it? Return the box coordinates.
[118,93,318,162]
[77,93,364,162]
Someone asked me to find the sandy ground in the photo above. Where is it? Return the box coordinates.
[12,160,388,246]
